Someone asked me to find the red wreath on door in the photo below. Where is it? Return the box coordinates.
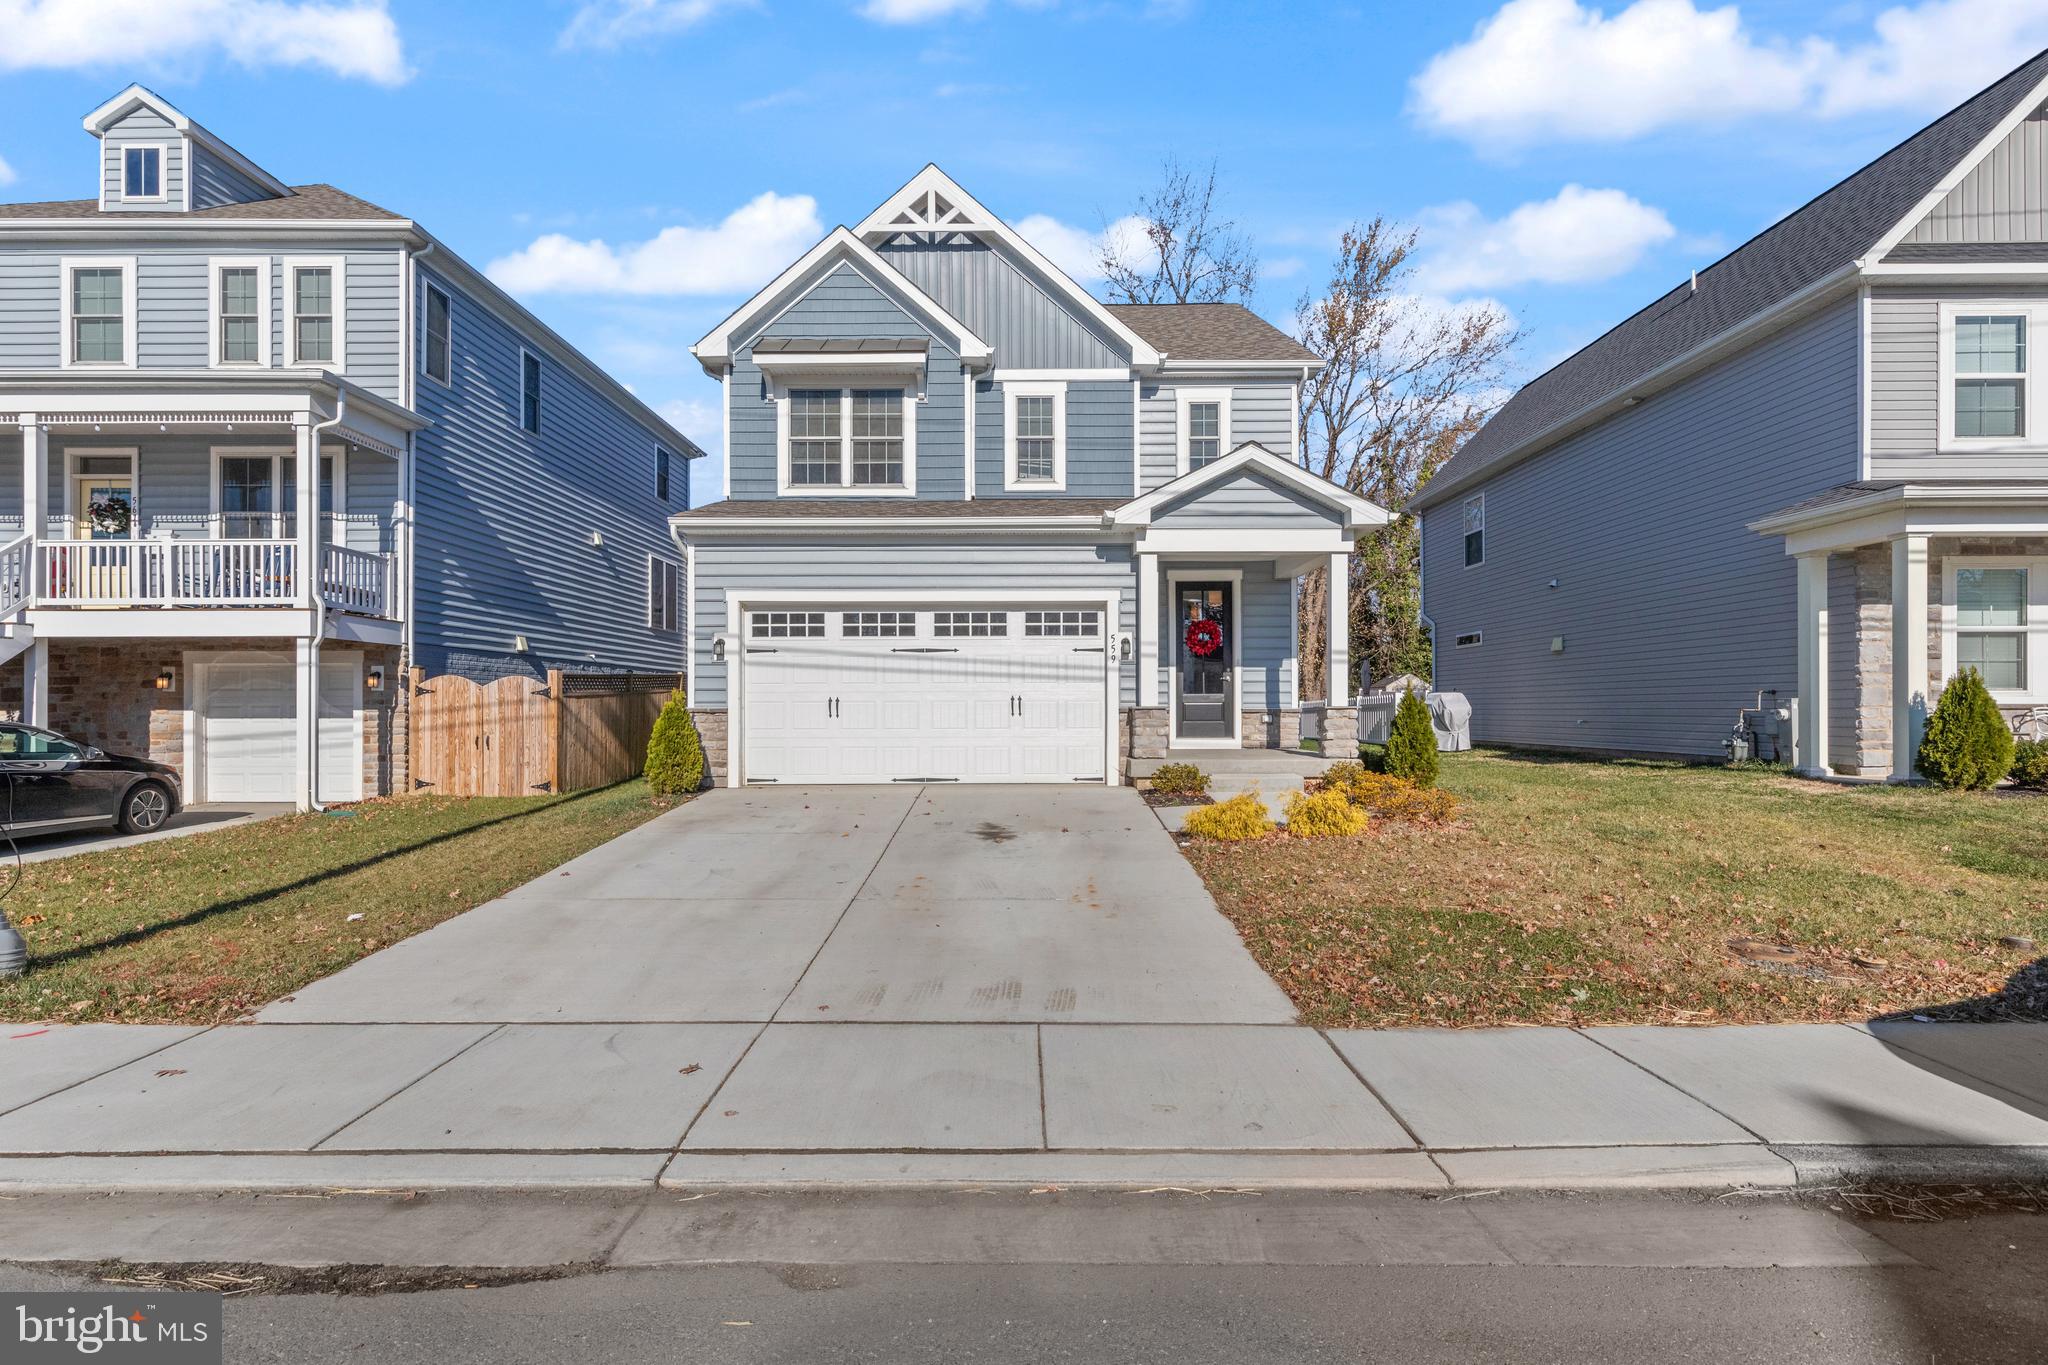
[1184,618,1224,658]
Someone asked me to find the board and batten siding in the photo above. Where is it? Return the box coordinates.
[1137,379,1295,490]
[875,240,1128,370]
[688,539,1137,710]
[99,107,186,212]
[973,378,1131,498]
[1868,284,2048,478]
[410,264,687,682]
[728,261,965,500]
[1156,560,1295,711]
[1905,104,2048,244]
[1422,295,1861,759]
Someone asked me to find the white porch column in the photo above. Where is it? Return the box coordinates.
[1326,551,1351,706]
[1137,552,1159,707]
[1794,552,1830,778]
[294,418,321,810]
[21,416,46,546]
[1890,533,1930,783]
[21,638,46,727]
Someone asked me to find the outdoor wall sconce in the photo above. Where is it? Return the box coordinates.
[1117,633,1133,663]
[366,666,386,692]
[712,637,726,664]
[153,668,176,691]
[512,635,531,653]
[589,531,604,547]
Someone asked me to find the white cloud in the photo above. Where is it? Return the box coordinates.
[0,0,409,85]
[486,192,823,297]
[0,155,14,188]
[1411,185,1677,293]
[1410,0,2048,146]
[558,0,748,50]
[659,396,722,455]
[860,0,984,21]
[1014,212,1148,284]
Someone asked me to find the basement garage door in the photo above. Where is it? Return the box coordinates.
[742,606,1110,784]
[198,655,362,804]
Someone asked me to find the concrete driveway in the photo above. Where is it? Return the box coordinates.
[260,785,1296,1026]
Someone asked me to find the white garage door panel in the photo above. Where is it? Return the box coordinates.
[743,608,1109,785]
[201,656,361,804]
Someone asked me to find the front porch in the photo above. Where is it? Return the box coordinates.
[1752,481,2048,779]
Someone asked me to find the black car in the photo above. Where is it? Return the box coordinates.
[0,723,181,837]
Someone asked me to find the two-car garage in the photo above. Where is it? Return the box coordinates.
[740,604,1113,784]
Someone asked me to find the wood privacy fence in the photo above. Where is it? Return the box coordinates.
[410,668,682,797]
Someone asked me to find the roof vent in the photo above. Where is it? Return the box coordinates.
[1690,269,1699,294]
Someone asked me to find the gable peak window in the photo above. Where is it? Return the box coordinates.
[122,146,161,200]
[1954,314,2026,440]
[521,351,542,434]
[423,284,452,386]
[1462,494,1485,567]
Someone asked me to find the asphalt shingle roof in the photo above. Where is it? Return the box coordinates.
[0,183,405,222]
[1106,303,1318,363]
[675,498,1122,520]
[1415,48,2048,512]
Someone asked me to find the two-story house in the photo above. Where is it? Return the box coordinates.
[1415,49,2048,781]
[0,86,703,817]
[674,167,1385,786]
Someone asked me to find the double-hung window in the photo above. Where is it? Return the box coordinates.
[285,258,343,368]
[1004,382,1066,490]
[1462,494,1485,567]
[1946,559,2043,701]
[656,448,672,502]
[648,556,682,635]
[1954,315,2026,440]
[780,386,912,493]
[61,258,135,368]
[521,351,543,433]
[1177,388,1231,474]
[423,284,452,386]
[209,258,268,368]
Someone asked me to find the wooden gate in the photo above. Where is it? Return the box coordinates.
[410,668,681,797]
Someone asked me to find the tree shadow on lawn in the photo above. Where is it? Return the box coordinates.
[26,785,629,973]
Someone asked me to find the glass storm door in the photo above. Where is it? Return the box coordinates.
[1175,582,1233,741]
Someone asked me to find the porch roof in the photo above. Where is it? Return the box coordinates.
[1748,478,2048,554]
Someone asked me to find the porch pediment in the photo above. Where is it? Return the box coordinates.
[1110,441,1389,535]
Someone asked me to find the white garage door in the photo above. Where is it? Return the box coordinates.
[200,656,361,803]
[742,606,1110,784]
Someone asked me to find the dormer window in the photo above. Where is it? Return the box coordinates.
[122,146,162,200]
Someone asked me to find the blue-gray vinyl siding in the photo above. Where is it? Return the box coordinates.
[728,261,965,500]
[688,539,1136,710]
[875,239,1128,369]
[1905,103,2048,244]
[1868,284,2048,479]
[1421,295,1861,758]
[1156,561,1295,712]
[188,144,272,210]
[1152,469,1341,530]
[973,379,1132,498]
[99,108,186,212]
[1137,379,1295,490]
[410,264,687,682]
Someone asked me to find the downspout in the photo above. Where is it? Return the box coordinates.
[403,242,436,673]
[304,390,348,812]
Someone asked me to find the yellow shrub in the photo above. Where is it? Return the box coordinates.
[1319,768,1460,825]
[1283,788,1369,837]
[1181,791,1275,841]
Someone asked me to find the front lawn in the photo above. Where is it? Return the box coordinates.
[1183,752,2047,1029]
[0,782,674,1024]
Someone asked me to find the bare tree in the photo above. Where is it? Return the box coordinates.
[1294,219,1519,697]
[1100,157,1258,305]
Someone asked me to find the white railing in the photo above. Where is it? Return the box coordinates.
[319,544,394,617]
[0,534,31,617]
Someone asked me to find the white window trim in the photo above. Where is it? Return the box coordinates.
[1937,302,2046,454]
[207,256,272,370]
[771,381,919,497]
[282,256,347,371]
[63,447,139,540]
[209,445,348,546]
[421,282,453,389]
[1462,493,1486,568]
[119,144,169,203]
[1003,380,1067,491]
[1175,386,1232,477]
[58,257,137,370]
[648,554,682,634]
[1941,554,2046,705]
[519,347,543,434]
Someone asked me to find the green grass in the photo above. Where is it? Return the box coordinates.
[0,782,674,1024]
[1183,751,2048,1029]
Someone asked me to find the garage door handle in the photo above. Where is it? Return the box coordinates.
[892,647,959,653]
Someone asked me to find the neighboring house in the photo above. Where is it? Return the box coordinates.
[0,86,703,811]
[1414,50,2048,780]
[674,166,1385,786]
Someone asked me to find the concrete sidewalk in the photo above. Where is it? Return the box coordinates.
[0,1017,2043,1193]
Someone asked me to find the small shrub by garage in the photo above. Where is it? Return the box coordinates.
[1283,788,1368,837]
[1917,669,2015,791]
[1182,791,1275,841]
[1384,689,1439,788]
[2011,739,2048,790]
[1149,762,1210,797]
[644,692,706,796]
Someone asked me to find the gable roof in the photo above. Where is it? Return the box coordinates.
[856,165,1163,369]
[1413,47,2048,513]
[0,183,403,223]
[1107,303,1319,365]
[1111,441,1389,530]
[82,83,292,202]
[692,226,992,371]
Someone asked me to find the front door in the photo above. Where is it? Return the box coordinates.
[74,474,135,540]
[1175,582,1233,741]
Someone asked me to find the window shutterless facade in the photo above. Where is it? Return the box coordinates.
[850,390,904,486]
[648,556,682,634]
[283,258,344,368]
[1945,558,2045,702]
[423,284,452,386]
[1175,387,1232,474]
[1938,303,2048,452]
[219,266,259,363]
[656,448,672,502]
[777,386,915,493]
[1003,381,1066,489]
[1462,494,1485,567]
[60,258,135,368]
[122,146,162,200]
[521,351,542,433]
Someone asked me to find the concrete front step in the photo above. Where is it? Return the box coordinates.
[1130,749,1333,781]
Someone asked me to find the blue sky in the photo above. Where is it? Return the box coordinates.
[2,0,2046,501]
